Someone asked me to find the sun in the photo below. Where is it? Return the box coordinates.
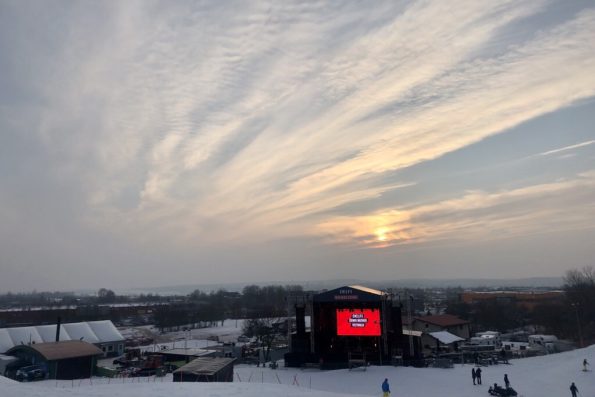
[374,227,390,242]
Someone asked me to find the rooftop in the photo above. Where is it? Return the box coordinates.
[7,340,103,361]
[174,357,235,376]
[0,321,124,353]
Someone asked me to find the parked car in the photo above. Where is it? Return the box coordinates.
[15,365,47,382]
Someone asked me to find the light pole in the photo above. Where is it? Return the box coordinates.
[571,302,584,348]
[407,294,414,358]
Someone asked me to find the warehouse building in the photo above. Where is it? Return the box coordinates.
[0,320,124,357]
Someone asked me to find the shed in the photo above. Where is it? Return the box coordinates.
[173,357,235,382]
[422,331,464,355]
[428,331,465,345]
[7,340,103,379]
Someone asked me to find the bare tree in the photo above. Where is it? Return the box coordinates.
[242,317,283,364]
[564,266,595,346]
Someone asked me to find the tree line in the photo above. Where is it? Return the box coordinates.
[153,284,304,332]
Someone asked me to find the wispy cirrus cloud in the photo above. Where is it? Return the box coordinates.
[317,171,595,248]
[56,1,594,245]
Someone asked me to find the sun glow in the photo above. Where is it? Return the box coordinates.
[374,227,390,242]
[316,210,413,248]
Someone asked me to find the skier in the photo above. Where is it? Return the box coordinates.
[472,367,477,385]
[504,374,510,389]
[583,358,590,371]
[475,367,482,385]
[570,382,579,397]
[382,378,391,397]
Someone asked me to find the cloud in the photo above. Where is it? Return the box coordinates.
[316,171,595,248]
[2,0,595,251]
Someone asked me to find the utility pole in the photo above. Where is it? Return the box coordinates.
[571,303,584,348]
[407,294,414,357]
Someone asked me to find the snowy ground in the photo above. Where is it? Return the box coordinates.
[3,344,594,397]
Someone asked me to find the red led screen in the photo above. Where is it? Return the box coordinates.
[336,308,381,336]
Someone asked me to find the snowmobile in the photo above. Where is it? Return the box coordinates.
[488,384,518,397]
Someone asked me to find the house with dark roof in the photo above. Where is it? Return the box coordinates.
[410,314,470,355]
[412,314,470,338]
[6,340,103,379]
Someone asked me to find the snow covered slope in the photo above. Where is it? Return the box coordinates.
[1,344,593,397]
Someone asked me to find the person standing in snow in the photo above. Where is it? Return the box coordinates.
[504,374,510,388]
[500,348,508,364]
[472,367,477,385]
[382,378,391,397]
[583,359,590,371]
[570,382,579,397]
[475,367,482,385]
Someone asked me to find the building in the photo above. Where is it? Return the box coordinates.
[173,357,235,382]
[411,314,470,339]
[459,291,564,310]
[286,285,405,368]
[408,314,470,355]
[6,340,103,379]
[0,320,124,357]
[424,331,465,354]
[157,347,217,362]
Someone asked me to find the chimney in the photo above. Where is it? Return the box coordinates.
[55,317,61,342]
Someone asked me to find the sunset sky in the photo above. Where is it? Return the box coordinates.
[1,0,595,291]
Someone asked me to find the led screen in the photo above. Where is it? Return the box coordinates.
[336,308,381,336]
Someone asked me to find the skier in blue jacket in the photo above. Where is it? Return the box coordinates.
[382,378,391,396]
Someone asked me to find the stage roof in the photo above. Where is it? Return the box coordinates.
[313,285,387,303]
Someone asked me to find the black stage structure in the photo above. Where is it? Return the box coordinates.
[285,285,407,369]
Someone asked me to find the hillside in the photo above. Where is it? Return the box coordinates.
[1,344,593,397]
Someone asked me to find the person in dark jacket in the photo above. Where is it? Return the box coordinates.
[472,367,477,385]
[504,374,510,388]
[570,382,578,397]
[382,378,390,397]
[475,367,482,385]
[490,383,503,396]
[500,348,508,364]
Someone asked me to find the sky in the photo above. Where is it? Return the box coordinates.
[1,0,595,292]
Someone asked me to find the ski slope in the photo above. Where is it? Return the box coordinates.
[1,344,593,397]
